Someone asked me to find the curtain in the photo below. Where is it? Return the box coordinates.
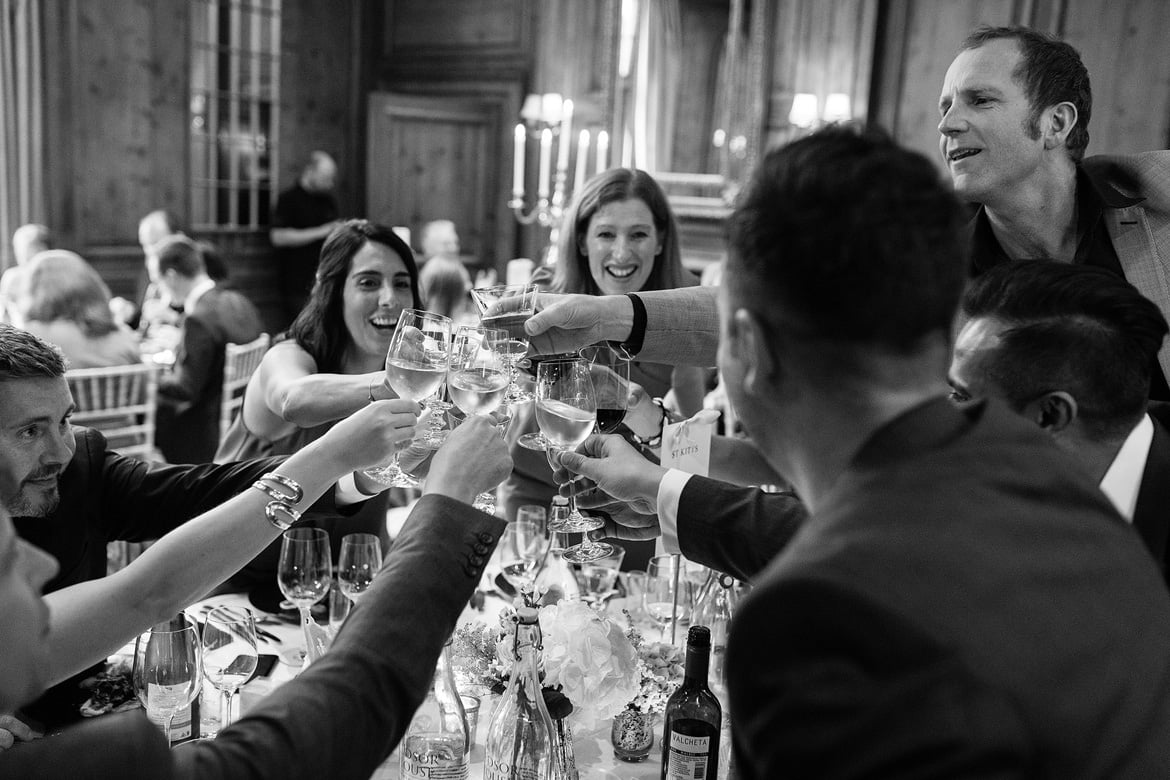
[0,0,45,270]
[631,0,682,172]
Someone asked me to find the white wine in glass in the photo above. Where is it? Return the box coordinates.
[364,308,453,487]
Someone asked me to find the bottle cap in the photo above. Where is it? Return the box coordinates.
[552,496,569,507]
[687,625,712,648]
[516,606,540,624]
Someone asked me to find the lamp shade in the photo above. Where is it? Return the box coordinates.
[823,93,852,123]
[788,93,819,129]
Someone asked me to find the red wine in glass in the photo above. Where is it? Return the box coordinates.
[596,407,627,433]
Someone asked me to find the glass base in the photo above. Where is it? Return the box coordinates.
[517,432,548,451]
[562,541,615,564]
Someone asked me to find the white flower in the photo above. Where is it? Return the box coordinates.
[538,601,640,731]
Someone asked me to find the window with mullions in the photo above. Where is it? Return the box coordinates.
[190,0,281,230]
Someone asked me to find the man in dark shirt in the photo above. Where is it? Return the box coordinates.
[270,151,341,322]
[939,24,1170,399]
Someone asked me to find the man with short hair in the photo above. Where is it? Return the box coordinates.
[938,24,1170,398]
[153,235,263,464]
[555,128,1170,775]
[951,260,1170,578]
[270,150,341,321]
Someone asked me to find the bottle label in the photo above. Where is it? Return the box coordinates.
[666,731,711,779]
[144,684,196,744]
[401,733,468,779]
[484,755,540,780]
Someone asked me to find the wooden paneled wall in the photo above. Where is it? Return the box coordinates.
[40,0,363,333]
[873,0,1170,172]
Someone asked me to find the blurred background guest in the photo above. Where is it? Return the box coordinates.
[9,250,140,369]
[216,219,421,592]
[1,223,51,323]
[154,235,263,464]
[419,218,460,263]
[500,168,708,568]
[420,253,478,326]
[270,150,342,323]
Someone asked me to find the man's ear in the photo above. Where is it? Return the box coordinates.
[731,308,775,397]
[1043,102,1078,151]
[1023,390,1078,433]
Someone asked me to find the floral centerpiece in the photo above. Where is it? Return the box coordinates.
[609,611,687,761]
[451,600,642,732]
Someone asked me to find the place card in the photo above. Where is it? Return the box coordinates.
[660,410,719,477]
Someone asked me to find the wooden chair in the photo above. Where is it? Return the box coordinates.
[66,362,161,461]
[65,362,163,573]
[220,333,270,442]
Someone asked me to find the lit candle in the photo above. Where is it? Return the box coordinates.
[575,129,590,195]
[538,127,553,199]
[596,130,609,176]
[512,124,526,199]
[556,99,574,173]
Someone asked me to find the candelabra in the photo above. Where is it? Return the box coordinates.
[510,92,609,229]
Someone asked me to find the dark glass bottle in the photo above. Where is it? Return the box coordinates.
[660,626,721,780]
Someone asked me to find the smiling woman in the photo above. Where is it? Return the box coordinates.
[213,219,422,594]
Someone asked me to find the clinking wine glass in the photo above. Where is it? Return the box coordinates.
[202,606,258,734]
[338,532,383,606]
[277,527,333,664]
[472,282,541,438]
[363,308,453,487]
[535,357,614,563]
[579,343,632,433]
[448,325,511,513]
[419,379,454,450]
[133,617,202,745]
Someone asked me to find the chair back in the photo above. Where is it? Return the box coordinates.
[65,362,161,461]
[220,333,270,442]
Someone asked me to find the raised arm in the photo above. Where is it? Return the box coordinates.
[43,399,420,685]
[246,340,392,438]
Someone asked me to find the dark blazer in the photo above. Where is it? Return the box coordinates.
[1134,410,1170,583]
[157,285,263,464]
[12,426,287,730]
[679,399,1170,777]
[2,495,504,780]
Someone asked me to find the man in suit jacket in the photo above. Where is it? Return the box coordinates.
[153,235,264,463]
[557,129,1170,776]
[940,25,1170,397]
[0,412,510,779]
[951,260,1170,582]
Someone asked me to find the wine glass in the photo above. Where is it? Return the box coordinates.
[277,527,333,664]
[644,555,698,645]
[338,532,383,605]
[448,325,511,513]
[579,343,632,433]
[202,606,258,734]
[498,519,550,596]
[470,282,538,402]
[419,380,454,449]
[577,545,626,609]
[132,617,202,745]
[363,308,453,487]
[535,358,614,564]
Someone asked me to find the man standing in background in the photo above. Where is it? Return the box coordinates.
[270,150,341,321]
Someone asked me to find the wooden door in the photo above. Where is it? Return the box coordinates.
[367,92,508,270]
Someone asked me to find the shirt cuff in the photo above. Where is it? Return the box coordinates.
[334,473,368,506]
[656,469,694,555]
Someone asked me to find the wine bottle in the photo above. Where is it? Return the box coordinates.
[401,638,470,778]
[660,625,721,780]
[484,606,555,780]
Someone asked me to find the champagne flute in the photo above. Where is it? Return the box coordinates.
[202,606,258,734]
[133,618,202,745]
[471,282,539,410]
[498,519,550,596]
[535,358,614,563]
[277,527,333,664]
[448,325,511,513]
[363,308,453,487]
[579,343,632,433]
[644,555,697,645]
[338,532,383,605]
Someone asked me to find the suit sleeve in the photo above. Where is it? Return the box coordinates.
[637,286,719,367]
[676,475,806,581]
[729,577,1033,779]
[175,495,505,780]
[157,314,218,412]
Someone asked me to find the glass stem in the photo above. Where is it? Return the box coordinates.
[299,605,317,663]
[162,712,175,745]
[220,689,235,729]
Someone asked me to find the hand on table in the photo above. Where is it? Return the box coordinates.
[0,714,40,751]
